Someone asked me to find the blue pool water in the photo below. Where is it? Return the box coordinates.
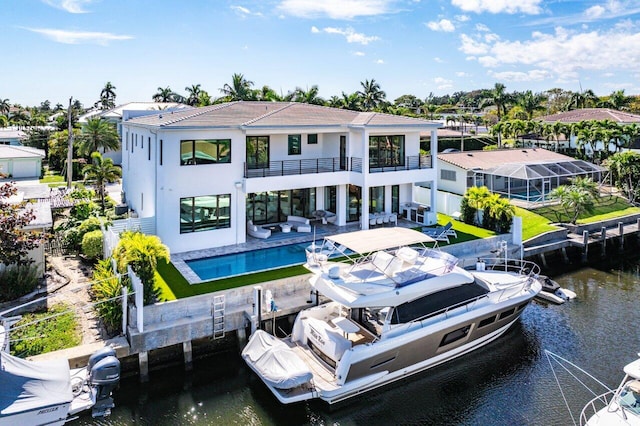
[186,242,315,280]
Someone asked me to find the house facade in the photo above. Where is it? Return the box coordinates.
[120,102,441,254]
[0,145,45,179]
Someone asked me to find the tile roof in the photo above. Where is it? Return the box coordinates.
[126,101,441,129]
[438,148,575,171]
[0,145,45,159]
[537,108,640,124]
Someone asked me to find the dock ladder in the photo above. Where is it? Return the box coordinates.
[212,295,225,339]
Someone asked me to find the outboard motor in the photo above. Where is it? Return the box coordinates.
[87,347,121,418]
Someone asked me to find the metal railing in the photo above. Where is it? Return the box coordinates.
[244,157,347,178]
[369,155,432,173]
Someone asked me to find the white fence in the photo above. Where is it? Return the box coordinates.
[414,187,464,216]
[102,217,156,258]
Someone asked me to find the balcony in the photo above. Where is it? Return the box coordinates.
[369,155,432,173]
[244,157,347,178]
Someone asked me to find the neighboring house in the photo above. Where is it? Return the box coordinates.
[537,108,640,154]
[0,128,27,145]
[22,201,52,277]
[80,102,192,165]
[0,145,45,178]
[121,101,441,254]
[438,148,603,202]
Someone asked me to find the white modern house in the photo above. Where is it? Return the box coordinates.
[120,102,441,254]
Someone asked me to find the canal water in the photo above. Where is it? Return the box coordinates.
[77,253,640,425]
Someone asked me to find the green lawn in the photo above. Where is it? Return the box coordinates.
[156,260,310,300]
[515,207,561,241]
[10,304,81,357]
[422,213,496,244]
[40,175,65,184]
[531,196,640,225]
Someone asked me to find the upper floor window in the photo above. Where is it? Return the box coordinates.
[180,194,231,233]
[246,136,269,169]
[180,139,231,165]
[307,134,318,144]
[369,135,405,168]
[288,134,301,155]
[441,169,456,181]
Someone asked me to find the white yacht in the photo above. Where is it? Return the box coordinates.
[242,228,542,405]
[580,354,640,425]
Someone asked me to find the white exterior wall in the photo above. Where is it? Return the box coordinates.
[437,161,468,196]
[121,123,440,254]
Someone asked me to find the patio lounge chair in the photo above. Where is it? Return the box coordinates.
[422,222,457,243]
[247,220,271,239]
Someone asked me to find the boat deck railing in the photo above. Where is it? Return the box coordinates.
[481,257,541,279]
[579,390,614,425]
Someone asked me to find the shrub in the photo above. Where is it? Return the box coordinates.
[63,216,103,253]
[82,230,103,260]
[0,264,39,302]
[10,304,81,357]
[459,197,476,225]
[91,259,126,335]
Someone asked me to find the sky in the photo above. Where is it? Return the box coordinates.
[2,0,640,108]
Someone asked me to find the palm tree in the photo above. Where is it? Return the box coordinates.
[0,115,7,128]
[78,118,120,158]
[257,85,284,102]
[480,83,512,121]
[601,89,632,111]
[566,89,598,110]
[357,79,386,111]
[185,84,202,106]
[327,95,342,108]
[0,98,10,116]
[152,86,175,102]
[549,181,596,224]
[113,231,169,305]
[100,82,117,110]
[220,73,256,101]
[517,91,546,119]
[82,152,121,213]
[292,85,325,105]
[340,92,363,111]
[604,151,640,204]
[464,186,492,226]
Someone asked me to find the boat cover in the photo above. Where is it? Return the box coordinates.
[0,351,72,416]
[242,330,313,389]
[326,228,435,255]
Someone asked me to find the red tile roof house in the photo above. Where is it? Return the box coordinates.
[437,148,603,205]
[535,108,640,154]
[120,101,442,254]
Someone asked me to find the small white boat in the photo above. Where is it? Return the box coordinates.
[0,325,121,426]
[535,275,576,304]
[243,228,542,405]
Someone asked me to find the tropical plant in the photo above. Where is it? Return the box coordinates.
[480,83,512,121]
[82,152,121,213]
[10,304,80,356]
[292,85,325,105]
[91,259,127,334]
[463,186,492,226]
[548,178,597,224]
[604,151,640,204]
[220,73,256,101]
[357,79,386,111]
[517,91,546,119]
[0,98,10,116]
[184,84,203,106]
[113,231,170,305]
[0,264,39,302]
[78,118,120,158]
[99,81,117,110]
[600,89,632,111]
[566,89,598,110]
[81,229,103,260]
[152,86,175,102]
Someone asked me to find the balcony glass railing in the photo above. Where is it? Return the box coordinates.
[369,155,432,173]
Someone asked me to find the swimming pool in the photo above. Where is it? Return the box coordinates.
[186,242,315,281]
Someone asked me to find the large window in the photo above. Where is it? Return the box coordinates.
[369,135,405,168]
[180,139,231,165]
[246,136,269,169]
[288,134,302,155]
[369,186,385,213]
[180,194,231,233]
[246,188,316,224]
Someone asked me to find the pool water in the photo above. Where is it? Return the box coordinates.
[186,242,315,280]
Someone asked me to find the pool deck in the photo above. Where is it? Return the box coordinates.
[172,219,419,284]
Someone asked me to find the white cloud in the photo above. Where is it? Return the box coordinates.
[317,27,380,44]
[25,28,133,45]
[475,23,490,32]
[231,5,263,17]
[451,0,543,15]
[461,25,640,83]
[584,5,606,19]
[376,59,385,64]
[456,71,470,77]
[434,77,453,90]
[353,51,365,56]
[455,14,470,22]
[311,26,320,33]
[277,0,394,19]
[434,57,444,63]
[41,0,95,13]
[426,19,455,32]
[488,69,551,82]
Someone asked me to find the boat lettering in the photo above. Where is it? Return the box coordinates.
[37,406,59,415]
[309,326,325,346]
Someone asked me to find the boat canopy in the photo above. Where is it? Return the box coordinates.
[0,351,72,417]
[325,228,435,255]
